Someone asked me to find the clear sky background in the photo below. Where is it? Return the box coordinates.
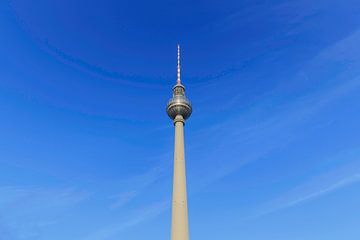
[1,0,360,239]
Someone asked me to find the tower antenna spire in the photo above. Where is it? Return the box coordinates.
[177,44,181,84]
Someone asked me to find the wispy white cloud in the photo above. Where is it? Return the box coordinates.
[109,191,137,209]
[247,149,360,220]
[0,186,89,212]
[188,26,360,189]
[83,199,170,240]
[0,186,90,239]
[283,174,360,207]
[254,172,360,218]
[108,164,168,210]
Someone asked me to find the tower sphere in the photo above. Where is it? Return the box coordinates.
[166,84,192,120]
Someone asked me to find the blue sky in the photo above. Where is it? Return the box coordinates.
[1,0,360,239]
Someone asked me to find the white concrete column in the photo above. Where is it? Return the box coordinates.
[171,115,189,240]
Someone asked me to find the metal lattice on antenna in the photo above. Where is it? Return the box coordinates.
[177,44,181,84]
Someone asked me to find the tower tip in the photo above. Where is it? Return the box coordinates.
[177,44,181,84]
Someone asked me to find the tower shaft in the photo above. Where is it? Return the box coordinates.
[171,115,189,240]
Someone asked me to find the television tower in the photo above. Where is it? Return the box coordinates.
[166,45,192,240]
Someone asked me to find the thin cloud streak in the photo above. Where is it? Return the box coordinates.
[0,186,90,239]
[108,163,169,210]
[284,174,360,207]
[254,173,360,219]
[189,27,360,187]
[83,199,170,240]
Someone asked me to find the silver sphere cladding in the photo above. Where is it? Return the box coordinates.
[166,95,192,120]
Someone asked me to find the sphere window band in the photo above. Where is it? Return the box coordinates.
[166,95,192,121]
